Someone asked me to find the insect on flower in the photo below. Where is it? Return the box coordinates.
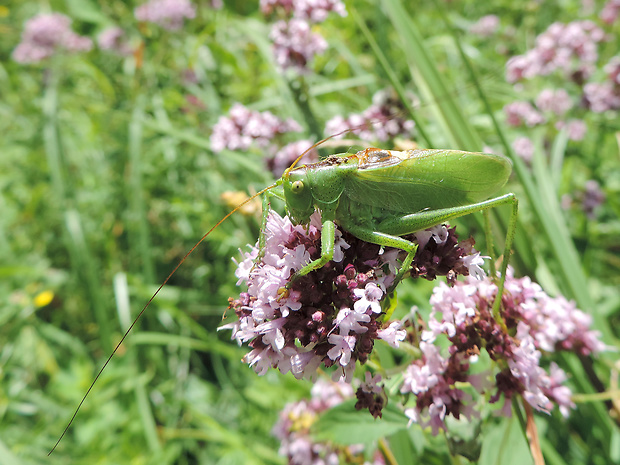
[221,147,518,382]
[49,138,518,454]
[274,147,517,295]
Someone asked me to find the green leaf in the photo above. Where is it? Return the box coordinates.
[380,0,482,151]
[479,417,534,465]
[64,0,108,25]
[311,399,409,445]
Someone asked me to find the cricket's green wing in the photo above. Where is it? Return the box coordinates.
[343,149,512,213]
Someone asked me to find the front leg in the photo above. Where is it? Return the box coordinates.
[286,219,335,288]
[256,187,286,265]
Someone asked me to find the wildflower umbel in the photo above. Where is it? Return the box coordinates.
[261,0,346,72]
[503,88,586,149]
[512,136,535,163]
[210,103,302,153]
[134,0,196,31]
[469,15,500,37]
[12,13,92,64]
[601,0,620,23]
[269,19,328,72]
[267,139,319,178]
[503,101,545,128]
[273,378,385,465]
[505,20,606,83]
[97,27,133,56]
[583,56,620,112]
[401,270,605,433]
[224,211,485,382]
[535,88,573,116]
[261,0,347,22]
[325,89,416,143]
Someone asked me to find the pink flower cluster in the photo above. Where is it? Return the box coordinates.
[401,270,605,433]
[134,0,196,31]
[500,275,605,357]
[273,378,385,465]
[469,15,500,37]
[581,179,606,218]
[503,101,545,127]
[261,0,347,22]
[535,88,574,115]
[12,13,92,64]
[325,90,416,142]
[506,21,606,83]
[224,211,398,382]
[601,0,620,24]
[504,89,582,129]
[562,179,606,219]
[555,119,587,140]
[583,56,620,112]
[267,139,319,177]
[503,88,585,161]
[511,136,535,163]
[260,0,295,17]
[290,0,347,22]
[97,27,133,56]
[261,0,347,72]
[503,20,620,161]
[210,103,302,153]
[269,19,328,72]
[224,211,484,382]
[402,342,476,435]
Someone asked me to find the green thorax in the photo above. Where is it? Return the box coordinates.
[282,154,359,225]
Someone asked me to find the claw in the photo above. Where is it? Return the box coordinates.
[277,286,290,302]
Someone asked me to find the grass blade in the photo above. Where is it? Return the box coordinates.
[381,0,482,151]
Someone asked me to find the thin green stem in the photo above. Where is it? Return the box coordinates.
[43,70,112,352]
[483,210,498,278]
[381,0,482,151]
[287,77,321,140]
[378,437,399,465]
[128,94,155,284]
[352,7,433,147]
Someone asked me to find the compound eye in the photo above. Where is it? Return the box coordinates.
[291,180,304,193]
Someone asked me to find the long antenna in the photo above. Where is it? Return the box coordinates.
[49,93,466,454]
[48,124,374,455]
[48,182,277,455]
[285,125,379,173]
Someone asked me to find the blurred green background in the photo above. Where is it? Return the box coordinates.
[1,0,619,464]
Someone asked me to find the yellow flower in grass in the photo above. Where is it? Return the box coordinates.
[34,290,54,308]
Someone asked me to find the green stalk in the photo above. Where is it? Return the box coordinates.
[437,5,593,313]
[127,94,155,284]
[114,272,160,452]
[434,0,613,442]
[287,77,322,140]
[241,17,305,123]
[352,8,434,148]
[43,71,112,353]
[381,0,482,152]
